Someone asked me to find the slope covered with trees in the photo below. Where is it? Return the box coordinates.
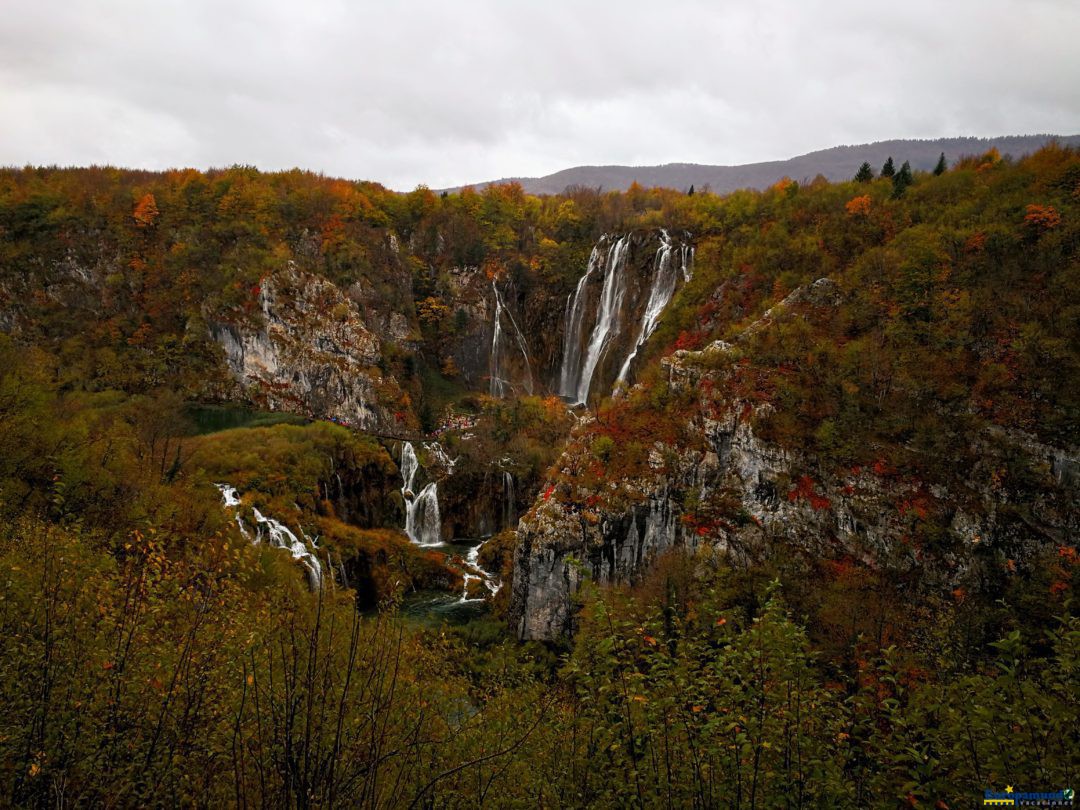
[0,145,1077,806]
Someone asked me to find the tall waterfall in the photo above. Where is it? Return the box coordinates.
[489,280,534,398]
[557,244,603,398]
[559,235,632,404]
[616,231,694,384]
[215,484,322,589]
[400,441,442,546]
[558,231,692,404]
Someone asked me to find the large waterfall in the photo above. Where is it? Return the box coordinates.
[617,230,694,384]
[489,280,534,398]
[400,441,442,546]
[558,231,692,405]
[215,484,323,589]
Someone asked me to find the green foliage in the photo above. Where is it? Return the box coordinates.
[855,161,874,182]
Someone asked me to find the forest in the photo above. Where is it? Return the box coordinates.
[0,144,1077,807]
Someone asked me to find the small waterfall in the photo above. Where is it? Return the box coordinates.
[502,470,516,529]
[215,484,321,589]
[252,507,323,590]
[459,538,502,602]
[616,231,694,384]
[400,442,442,546]
[489,280,534,398]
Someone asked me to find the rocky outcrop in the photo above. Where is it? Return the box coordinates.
[209,263,404,430]
[509,277,1079,640]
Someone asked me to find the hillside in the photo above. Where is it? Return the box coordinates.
[0,145,1077,805]
[453,133,1080,194]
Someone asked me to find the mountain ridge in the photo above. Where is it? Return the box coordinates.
[449,133,1080,194]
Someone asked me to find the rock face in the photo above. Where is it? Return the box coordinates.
[209,263,403,430]
[508,278,1079,641]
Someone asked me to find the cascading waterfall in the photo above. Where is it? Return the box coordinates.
[400,441,442,546]
[460,539,502,602]
[559,231,692,404]
[215,484,322,589]
[616,230,694,384]
[558,244,603,398]
[560,235,632,405]
[489,280,534,398]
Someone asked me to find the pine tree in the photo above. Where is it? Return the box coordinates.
[855,162,874,183]
[933,152,947,176]
[881,157,896,178]
[687,184,695,196]
[891,160,913,198]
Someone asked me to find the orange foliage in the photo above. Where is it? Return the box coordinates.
[1024,204,1061,232]
[845,195,872,217]
[132,193,159,227]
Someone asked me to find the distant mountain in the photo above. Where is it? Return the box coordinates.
[452,134,1080,195]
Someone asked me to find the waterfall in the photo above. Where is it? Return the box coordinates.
[252,507,323,590]
[558,244,603,399]
[215,484,322,589]
[573,236,631,404]
[559,231,693,404]
[489,280,533,398]
[616,231,695,384]
[502,470,516,529]
[400,442,442,546]
[459,538,502,602]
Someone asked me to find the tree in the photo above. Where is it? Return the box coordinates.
[687,184,695,196]
[855,162,874,183]
[881,157,896,178]
[891,160,913,198]
[933,152,947,175]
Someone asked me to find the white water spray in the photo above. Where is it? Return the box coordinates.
[616,231,694,384]
[215,484,322,589]
[400,442,442,546]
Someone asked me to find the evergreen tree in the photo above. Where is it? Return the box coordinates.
[687,184,695,196]
[891,160,913,198]
[855,162,874,183]
[933,152,947,175]
[881,156,896,178]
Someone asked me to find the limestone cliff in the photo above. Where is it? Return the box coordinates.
[509,279,1079,640]
[208,262,405,431]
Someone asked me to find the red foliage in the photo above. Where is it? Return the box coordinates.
[543,483,556,501]
[673,330,706,351]
[787,475,831,510]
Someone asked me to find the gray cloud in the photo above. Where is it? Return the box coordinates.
[1,0,1077,189]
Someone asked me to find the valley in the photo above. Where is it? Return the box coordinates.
[0,145,1077,806]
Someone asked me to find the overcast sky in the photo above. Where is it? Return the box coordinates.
[1,0,1077,190]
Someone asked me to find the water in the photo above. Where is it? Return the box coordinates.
[215,483,322,589]
[502,470,516,529]
[399,537,500,625]
[489,280,534,398]
[559,231,693,403]
[252,507,323,590]
[400,442,442,546]
[571,236,631,405]
[558,244,603,399]
[616,231,694,384]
